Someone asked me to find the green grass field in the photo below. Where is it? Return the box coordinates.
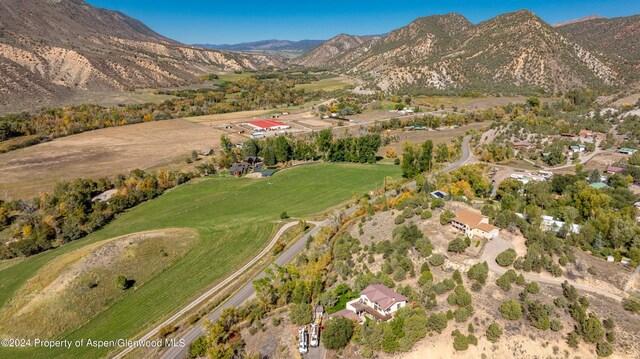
[294,76,355,91]
[0,163,400,358]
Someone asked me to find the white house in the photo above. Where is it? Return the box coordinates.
[541,215,581,234]
[346,284,407,322]
[451,210,499,240]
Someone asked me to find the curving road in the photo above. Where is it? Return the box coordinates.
[114,137,473,359]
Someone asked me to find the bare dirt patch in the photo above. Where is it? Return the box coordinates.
[0,228,197,339]
[0,119,235,199]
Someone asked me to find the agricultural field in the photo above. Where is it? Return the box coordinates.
[294,76,355,91]
[0,119,242,200]
[380,121,490,156]
[0,163,401,359]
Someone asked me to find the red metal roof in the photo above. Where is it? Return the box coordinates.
[248,119,288,129]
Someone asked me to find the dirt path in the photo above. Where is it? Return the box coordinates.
[470,236,624,302]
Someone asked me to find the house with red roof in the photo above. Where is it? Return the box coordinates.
[345,284,407,322]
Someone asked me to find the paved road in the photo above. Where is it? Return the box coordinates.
[442,136,471,174]
[116,137,474,359]
[111,221,300,359]
[477,236,624,302]
[158,218,336,359]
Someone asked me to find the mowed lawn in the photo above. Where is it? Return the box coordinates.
[0,163,400,359]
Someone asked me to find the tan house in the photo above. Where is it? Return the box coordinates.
[451,210,499,240]
[346,284,407,322]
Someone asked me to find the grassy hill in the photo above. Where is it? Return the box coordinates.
[0,163,401,358]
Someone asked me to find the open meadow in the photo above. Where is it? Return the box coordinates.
[0,119,245,200]
[0,163,401,359]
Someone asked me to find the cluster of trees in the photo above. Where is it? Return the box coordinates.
[0,169,194,259]
[435,164,491,199]
[488,171,640,269]
[560,281,615,357]
[401,140,433,177]
[221,130,382,167]
[0,72,367,153]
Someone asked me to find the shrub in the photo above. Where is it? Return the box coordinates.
[429,253,445,266]
[486,322,502,343]
[116,275,133,290]
[467,262,489,285]
[158,324,178,338]
[421,210,433,219]
[271,317,281,327]
[280,211,289,219]
[188,336,208,359]
[440,210,456,225]
[623,295,640,313]
[582,317,604,343]
[289,303,313,325]
[495,248,517,267]
[447,237,468,253]
[322,317,354,350]
[550,320,563,332]
[426,312,448,333]
[525,281,540,294]
[452,331,470,351]
[499,300,523,320]
[395,215,406,225]
[596,341,613,357]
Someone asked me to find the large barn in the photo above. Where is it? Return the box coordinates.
[247,119,290,131]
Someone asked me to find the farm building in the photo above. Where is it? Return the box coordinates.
[247,119,290,131]
[451,210,499,240]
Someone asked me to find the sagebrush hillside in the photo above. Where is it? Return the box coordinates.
[0,0,279,111]
[296,10,632,93]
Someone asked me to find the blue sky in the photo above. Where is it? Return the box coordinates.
[86,0,640,44]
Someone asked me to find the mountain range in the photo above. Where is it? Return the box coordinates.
[197,39,324,52]
[0,0,639,112]
[0,0,279,112]
[297,11,639,93]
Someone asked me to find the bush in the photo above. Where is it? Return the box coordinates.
[467,262,489,285]
[550,319,563,332]
[395,215,406,225]
[421,210,433,219]
[495,248,517,267]
[280,211,289,219]
[322,317,354,350]
[499,300,523,320]
[452,331,470,351]
[289,303,313,325]
[596,341,613,357]
[582,317,604,343]
[188,336,208,359]
[440,210,456,225]
[525,281,540,294]
[116,275,133,290]
[429,253,445,266]
[158,324,178,338]
[623,295,640,313]
[448,237,468,253]
[427,312,448,333]
[486,322,502,343]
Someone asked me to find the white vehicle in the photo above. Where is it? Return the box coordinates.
[298,327,309,354]
[250,132,265,139]
[310,324,318,347]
